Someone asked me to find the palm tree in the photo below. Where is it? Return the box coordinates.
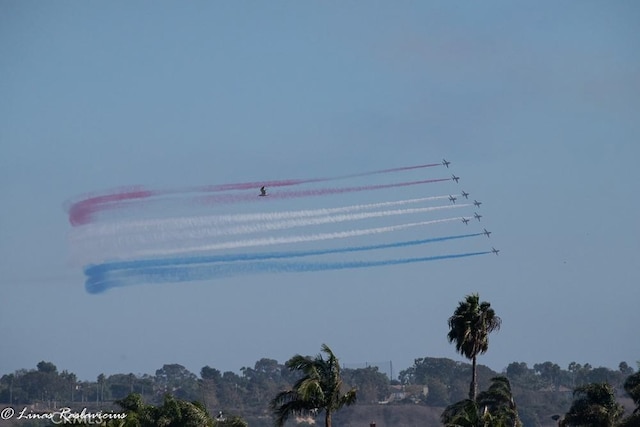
[561,383,623,427]
[270,344,357,427]
[441,377,521,427]
[442,398,485,427]
[477,376,521,427]
[447,293,501,401]
[111,392,217,427]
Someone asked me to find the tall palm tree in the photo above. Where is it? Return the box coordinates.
[561,383,623,427]
[270,344,357,427]
[447,293,501,401]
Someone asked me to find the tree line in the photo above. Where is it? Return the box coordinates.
[1,293,637,426]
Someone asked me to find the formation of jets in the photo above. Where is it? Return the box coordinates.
[442,158,498,255]
[259,158,500,255]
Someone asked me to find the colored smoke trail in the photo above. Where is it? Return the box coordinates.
[71,204,468,250]
[197,178,450,205]
[86,250,491,294]
[100,217,463,260]
[194,162,440,192]
[67,163,442,226]
[86,232,484,276]
[75,196,452,237]
[65,160,497,295]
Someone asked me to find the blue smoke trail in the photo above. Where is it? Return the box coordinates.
[85,237,491,294]
[85,232,483,276]
[86,247,490,294]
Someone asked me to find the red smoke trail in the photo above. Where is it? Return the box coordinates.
[67,163,443,226]
[68,189,157,227]
[199,178,451,204]
[196,163,440,192]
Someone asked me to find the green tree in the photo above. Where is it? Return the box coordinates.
[37,361,58,374]
[442,398,486,427]
[112,392,155,426]
[155,394,214,427]
[561,383,623,427]
[619,362,634,377]
[624,370,640,409]
[155,364,200,401]
[442,376,521,427]
[201,366,222,413]
[270,344,357,427]
[342,366,389,403]
[476,376,521,427]
[111,392,223,427]
[216,371,246,409]
[534,362,562,391]
[97,373,107,403]
[619,371,640,427]
[241,358,286,407]
[399,357,497,405]
[447,293,502,401]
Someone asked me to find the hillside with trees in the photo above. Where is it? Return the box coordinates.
[1,357,636,426]
[1,293,637,426]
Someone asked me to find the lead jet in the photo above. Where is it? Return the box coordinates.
[461,217,470,225]
[491,247,500,255]
[449,195,457,204]
[461,190,469,199]
[473,200,482,208]
[483,228,492,237]
[451,174,460,183]
[442,158,451,168]
[259,186,267,196]
[474,212,482,221]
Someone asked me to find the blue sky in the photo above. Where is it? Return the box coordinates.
[1,1,639,382]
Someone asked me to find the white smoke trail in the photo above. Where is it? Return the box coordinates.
[134,217,461,257]
[71,196,451,239]
[71,204,468,255]
[73,216,461,264]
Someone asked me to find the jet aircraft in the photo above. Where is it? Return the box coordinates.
[474,212,482,221]
[483,228,492,237]
[449,195,457,204]
[451,174,460,183]
[473,200,482,208]
[259,186,267,196]
[461,190,469,199]
[442,158,451,168]
[491,247,500,255]
[461,217,470,225]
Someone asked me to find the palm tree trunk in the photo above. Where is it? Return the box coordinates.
[469,355,477,401]
[325,410,332,427]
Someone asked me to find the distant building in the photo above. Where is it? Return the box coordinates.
[379,384,428,404]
